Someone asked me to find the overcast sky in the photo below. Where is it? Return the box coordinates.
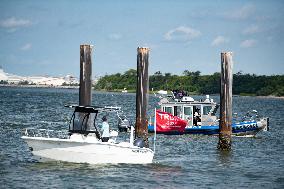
[0,0,283,77]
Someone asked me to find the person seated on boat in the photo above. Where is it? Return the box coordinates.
[101,116,110,142]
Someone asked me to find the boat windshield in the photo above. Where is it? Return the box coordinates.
[69,106,99,134]
[184,106,192,116]
[164,106,173,114]
[203,106,212,115]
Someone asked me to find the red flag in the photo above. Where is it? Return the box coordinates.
[155,110,187,133]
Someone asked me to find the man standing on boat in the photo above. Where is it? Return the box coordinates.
[101,116,110,142]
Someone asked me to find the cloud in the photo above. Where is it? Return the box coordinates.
[211,36,229,46]
[20,43,32,51]
[108,33,122,40]
[224,4,255,20]
[242,25,260,35]
[0,17,32,28]
[240,39,257,48]
[164,26,201,42]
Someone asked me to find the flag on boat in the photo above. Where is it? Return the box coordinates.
[155,110,187,133]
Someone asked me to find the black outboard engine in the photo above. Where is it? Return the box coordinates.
[133,137,146,148]
[118,115,131,132]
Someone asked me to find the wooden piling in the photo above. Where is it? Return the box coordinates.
[78,44,93,131]
[218,52,233,150]
[79,44,93,107]
[135,47,150,147]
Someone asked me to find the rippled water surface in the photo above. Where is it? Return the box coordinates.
[0,87,283,188]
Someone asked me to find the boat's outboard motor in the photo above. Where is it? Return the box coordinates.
[118,115,131,132]
[133,137,146,148]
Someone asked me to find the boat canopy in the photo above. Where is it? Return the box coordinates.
[74,106,98,113]
[65,105,121,135]
[65,105,121,113]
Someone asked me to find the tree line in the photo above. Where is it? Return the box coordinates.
[94,69,284,96]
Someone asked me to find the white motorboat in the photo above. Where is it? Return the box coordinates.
[22,106,154,164]
[121,88,128,93]
[157,90,167,95]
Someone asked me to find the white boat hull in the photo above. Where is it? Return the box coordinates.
[22,135,154,164]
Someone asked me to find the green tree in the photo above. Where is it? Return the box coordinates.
[95,69,284,96]
[0,80,8,84]
[18,80,29,85]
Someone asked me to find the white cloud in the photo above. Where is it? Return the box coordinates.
[0,17,32,28]
[108,33,122,40]
[240,39,257,48]
[164,26,201,42]
[211,36,229,46]
[242,25,260,35]
[20,43,32,51]
[224,4,255,20]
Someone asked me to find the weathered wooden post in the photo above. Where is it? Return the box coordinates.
[79,44,93,107]
[79,44,93,131]
[135,47,150,147]
[218,52,233,150]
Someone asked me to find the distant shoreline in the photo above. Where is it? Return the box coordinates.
[254,95,284,99]
[0,84,79,89]
[1,84,283,99]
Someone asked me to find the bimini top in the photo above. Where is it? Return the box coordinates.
[65,105,121,113]
[65,105,122,135]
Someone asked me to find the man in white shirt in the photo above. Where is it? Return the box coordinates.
[101,116,110,142]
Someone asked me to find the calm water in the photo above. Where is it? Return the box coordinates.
[0,87,283,188]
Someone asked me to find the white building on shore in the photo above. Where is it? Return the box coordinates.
[0,68,79,86]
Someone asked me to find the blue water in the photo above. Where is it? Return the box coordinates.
[0,87,283,188]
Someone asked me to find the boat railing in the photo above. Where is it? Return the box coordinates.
[23,128,69,139]
[233,110,260,123]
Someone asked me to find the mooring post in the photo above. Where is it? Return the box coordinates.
[135,47,150,147]
[218,52,233,150]
[79,44,93,130]
[79,44,93,106]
